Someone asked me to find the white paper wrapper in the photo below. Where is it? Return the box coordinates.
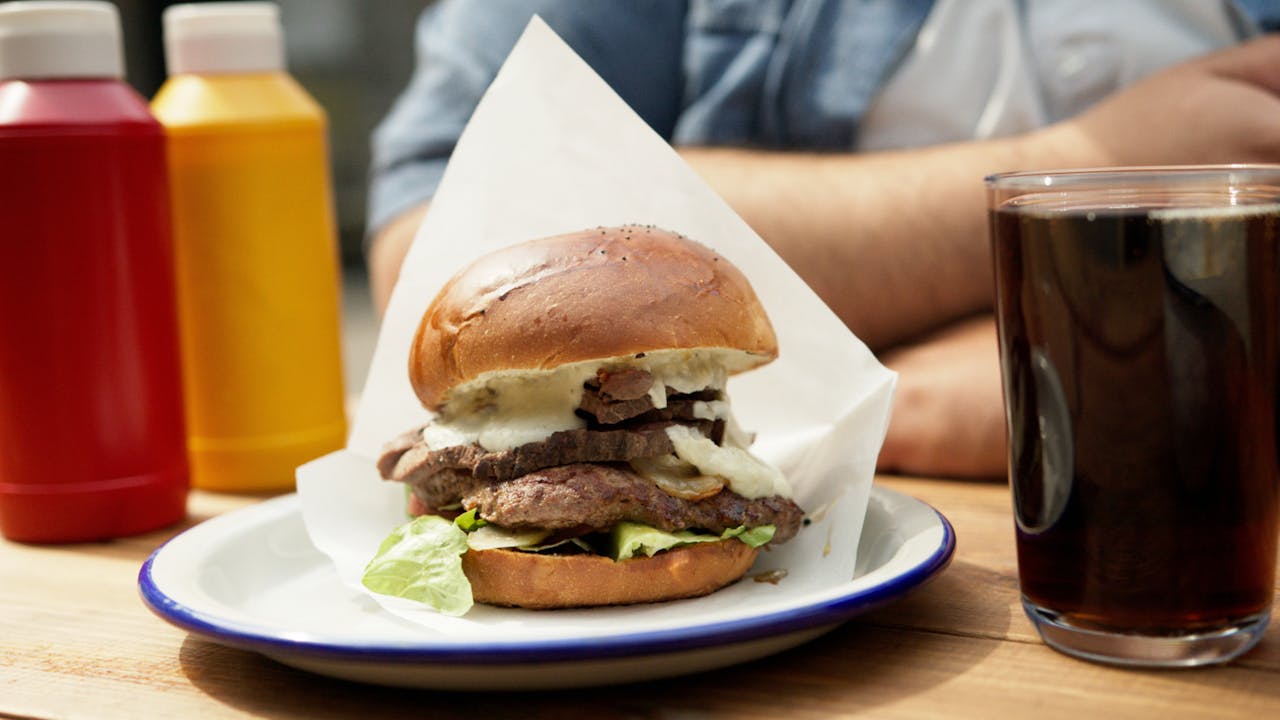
[297,18,896,635]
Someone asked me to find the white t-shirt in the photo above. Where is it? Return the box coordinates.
[857,0,1249,151]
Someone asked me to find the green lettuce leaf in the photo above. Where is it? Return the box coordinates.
[361,515,473,616]
[721,524,775,548]
[611,522,776,561]
[453,507,488,532]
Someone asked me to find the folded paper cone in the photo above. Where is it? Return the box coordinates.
[298,17,895,632]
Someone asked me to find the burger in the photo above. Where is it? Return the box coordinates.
[362,225,804,614]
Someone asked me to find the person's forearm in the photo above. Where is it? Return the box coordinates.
[369,202,429,315]
[369,131,1087,333]
[680,126,1098,350]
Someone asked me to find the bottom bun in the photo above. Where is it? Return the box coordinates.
[461,541,761,609]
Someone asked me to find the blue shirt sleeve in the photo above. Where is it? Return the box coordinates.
[1234,0,1280,31]
[366,0,687,237]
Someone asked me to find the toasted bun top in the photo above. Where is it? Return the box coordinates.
[410,226,778,409]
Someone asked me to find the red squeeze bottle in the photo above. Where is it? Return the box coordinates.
[0,1,189,542]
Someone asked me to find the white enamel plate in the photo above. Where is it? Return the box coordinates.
[140,485,954,690]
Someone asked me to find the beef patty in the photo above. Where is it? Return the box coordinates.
[409,463,804,544]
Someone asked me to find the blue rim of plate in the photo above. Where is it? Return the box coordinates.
[139,489,955,665]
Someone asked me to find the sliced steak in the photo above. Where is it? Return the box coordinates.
[578,392,720,427]
[409,463,804,544]
[578,384,722,425]
[571,367,656,424]
[578,391,657,425]
[595,367,653,400]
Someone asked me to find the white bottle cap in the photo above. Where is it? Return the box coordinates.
[163,2,284,75]
[0,1,124,81]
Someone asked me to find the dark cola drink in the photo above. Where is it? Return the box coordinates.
[991,192,1280,662]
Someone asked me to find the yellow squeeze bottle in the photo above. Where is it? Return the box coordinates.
[153,3,346,492]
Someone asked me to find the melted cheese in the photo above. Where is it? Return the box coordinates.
[426,348,748,451]
[421,364,587,452]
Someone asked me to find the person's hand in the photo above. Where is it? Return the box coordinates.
[1047,34,1280,167]
[876,314,1007,480]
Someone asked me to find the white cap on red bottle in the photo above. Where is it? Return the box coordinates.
[0,1,124,81]
[163,2,284,76]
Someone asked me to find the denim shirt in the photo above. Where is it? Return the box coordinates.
[367,0,1280,235]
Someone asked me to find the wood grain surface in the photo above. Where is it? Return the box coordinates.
[2,476,1277,719]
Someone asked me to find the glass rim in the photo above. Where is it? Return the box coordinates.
[984,163,1280,189]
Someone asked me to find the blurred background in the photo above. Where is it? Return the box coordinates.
[110,0,429,395]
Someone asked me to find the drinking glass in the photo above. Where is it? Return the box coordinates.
[987,165,1280,666]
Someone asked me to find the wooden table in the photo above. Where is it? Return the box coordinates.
[2,475,1277,719]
